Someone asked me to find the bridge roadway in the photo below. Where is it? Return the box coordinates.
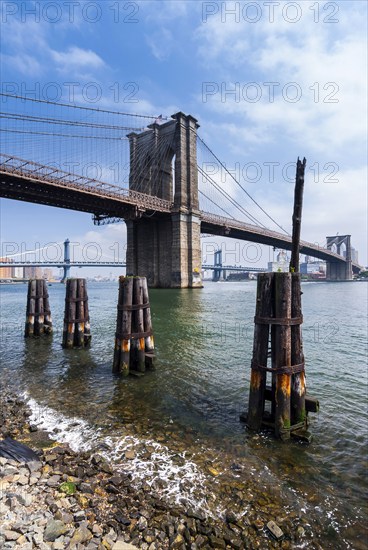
[0,261,265,272]
[0,154,360,272]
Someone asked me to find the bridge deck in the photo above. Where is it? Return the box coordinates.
[0,155,361,270]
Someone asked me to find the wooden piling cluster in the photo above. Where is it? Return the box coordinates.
[25,279,53,337]
[113,276,155,376]
[246,271,312,440]
[62,278,91,348]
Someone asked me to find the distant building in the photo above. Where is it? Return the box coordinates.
[24,267,43,279]
[226,272,255,281]
[343,247,359,263]
[268,250,289,272]
[13,266,24,278]
[43,268,54,280]
[0,258,14,278]
[300,261,326,275]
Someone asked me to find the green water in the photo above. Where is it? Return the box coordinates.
[0,280,367,548]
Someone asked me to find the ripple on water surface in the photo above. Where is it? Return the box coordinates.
[0,280,367,548]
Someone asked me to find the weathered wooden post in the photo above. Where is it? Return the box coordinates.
[113,276,133,375]
[43,280,53,334]
[25,279,36,337]
[247,273,273,430]
[289,157,307,426]
[273,272,292,440]
[62,278,90,348]
[113,276,155,376]
[142,277,155,368]
[25,279,53,337]
[290,273,306,425]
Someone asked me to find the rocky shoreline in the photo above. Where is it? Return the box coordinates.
[1,389,321,549]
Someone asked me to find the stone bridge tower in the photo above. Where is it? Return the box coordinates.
[126,112,202,288]
[326,235,353,280]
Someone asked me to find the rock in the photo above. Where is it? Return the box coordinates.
[69,526,93,545]
[187,509,206,522]
[79,482,94,494]
[112,542,140,550]
[4,530,21,541]
[17,475,29,485]
[253,519,264,531]
[171,534,185,548]
[43,520,68,542]
[92,524,103,536]
[124,450,136,460]
[209,536,226,548]
[47,475,61,487]
[45,454,58,463]
[267,520,284,540]
[137,516,148,531]
[225,510,237,524]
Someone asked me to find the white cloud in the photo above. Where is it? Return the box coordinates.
[195,1,367,156]
[146,28,174,61]
[50,46,106,72]
[1,53,42,76]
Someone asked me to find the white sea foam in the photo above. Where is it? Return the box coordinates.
[26,394,101,451]
[24,392,220,517]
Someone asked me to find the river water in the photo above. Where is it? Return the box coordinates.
[0,280,367,548]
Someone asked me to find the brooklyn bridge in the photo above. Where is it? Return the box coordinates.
[0,94,360,286]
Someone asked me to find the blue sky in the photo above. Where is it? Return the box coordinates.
[0,0,367,275]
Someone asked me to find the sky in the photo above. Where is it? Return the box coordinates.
[0,0,367,277]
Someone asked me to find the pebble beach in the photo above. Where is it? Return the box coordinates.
[0,388,320,550]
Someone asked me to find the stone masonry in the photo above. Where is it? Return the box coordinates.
[126,112,202,288]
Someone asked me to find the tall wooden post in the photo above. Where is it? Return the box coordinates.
[133,277,146,373]
[25,279,36,337]
[142,278,155,368]
[62,278,90,348]
[289,157,307,424]
[43,280,53,334]
[113,276,133,375]
[273,273,292,440]
[25,279,53,337]
[290,157,306,273]
[290,273,306,425]
[247,273,273,430]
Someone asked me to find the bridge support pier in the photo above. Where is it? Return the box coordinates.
[126,212,202,288]
[126,112,202,288]
[61,238,71,282]
[326,235,353,281]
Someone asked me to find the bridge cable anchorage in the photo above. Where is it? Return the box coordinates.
[196,132,290,235]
